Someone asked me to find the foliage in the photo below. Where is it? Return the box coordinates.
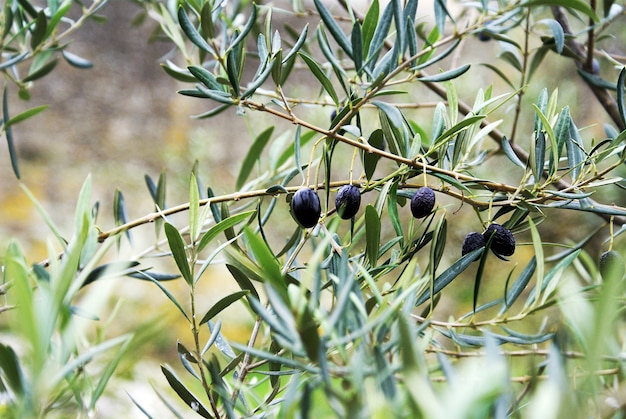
[2,0,626,417]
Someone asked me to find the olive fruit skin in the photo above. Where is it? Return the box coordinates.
[462,232,486,256]
[483,223,516,256]
[335,185,361,219]
[600,250,625,279]
[410,187,436,219]
[290,188,322,228]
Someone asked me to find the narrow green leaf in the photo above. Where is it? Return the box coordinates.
[23,57,58,82]
[197,211,255,252]
[366,0,393,69]
[500,257,536,315]
[361,0,379,55]
[3,88,18,179]
[164,223,193,285]
[417,64,470,82]
[161,365,213,418]
[501,136,526,169]
[4,104,48,128]
[200,291,249,325]
[177,7,213,53]
[188,65,222,90]
[228,5,257,53]
[226,264,260,300]
[298,52,338,105]
[236,127,274,189]
[416,248,484,306]
[617,67,626,128]
[243,228,288,302]
[226,48,241,97]
[283,24,309,64]
[313,0,353,58]
[365,205,381,267]
[351,22,363,73]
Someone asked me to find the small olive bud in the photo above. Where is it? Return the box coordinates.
[600,250,625,279]
[462,232,486,256]
[410,187,435,219]
[290,188,321,228]
[483,223,516,257]
[335,185,361,219]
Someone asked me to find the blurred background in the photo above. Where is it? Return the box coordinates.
[0,1,625,416]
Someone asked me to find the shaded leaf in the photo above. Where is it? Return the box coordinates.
[417,64,470,82]
[161,365,213,418]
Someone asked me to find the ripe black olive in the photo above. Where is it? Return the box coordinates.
[335,185,361,219]
[483,223,515,257]
[410,187,435,219]
[290,188,321,228]
[462,232,486,256]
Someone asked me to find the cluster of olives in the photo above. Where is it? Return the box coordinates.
[290,184,520,261]
[289,186,437,228]
[462,223,516,258]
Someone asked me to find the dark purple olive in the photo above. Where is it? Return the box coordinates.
[483,223,515,257]
[600,250,625,279]
[410,187,435,219]
[290,188,321,228]
[335,185,361,219]
[462,232,486,256]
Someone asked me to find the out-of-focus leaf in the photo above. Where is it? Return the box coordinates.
[617,67,626,128]
[4,104,49,128]
[417,64,470,82]
[164,223,192,285]
[313,0,353,58]
[90,336,133,409]
[237,127,274,189]
[0,52,29,70]
[0,343,25,395]
[61,50,93,69]
[520,0,599,22]
[416,248,484,306]
[2,87,19,179]
[161,365,213,418]
[23,56,58,83]
[578,69,616,90]
[537,19,564,54]
[30,10,47,49]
